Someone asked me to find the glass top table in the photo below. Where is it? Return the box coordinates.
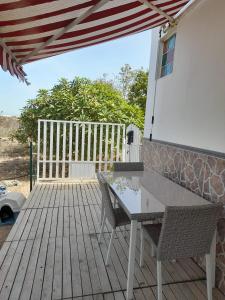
[102,168,214,300]
[103,169,210,221]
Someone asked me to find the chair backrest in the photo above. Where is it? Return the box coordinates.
[157,204,222,261]
[113,162,144,172]
[96,172,116,228]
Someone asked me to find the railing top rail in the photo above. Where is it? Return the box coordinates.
[38,119,125,127]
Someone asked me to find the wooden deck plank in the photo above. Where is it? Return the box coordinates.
[0,241,11,267]
[54,183,62,207]
[30,237,48,300]
[52,236,63,300]
[77,234,93,295]
[90,234,112,293]
[28,208,42,239]
[41,237,56,300]
[50,207,58,238]
[48,183,57,207]
[70,235,82,298]
[0,241,19,292]
[8,239,33,300]
[63,206,70,237]
[63,236,73,299]
[39,183,51,208]
[97,233,121,291]
[0,240,26,299]
[19,238,42,300]
[20,209,37,240]
[36,208,48,239]
[83,233,102,294]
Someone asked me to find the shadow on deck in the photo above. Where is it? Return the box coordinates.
[0,182,224,300]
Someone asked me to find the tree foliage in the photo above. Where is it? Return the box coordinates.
[14,77,144,143]
[128,69,148,110]
[118,64,135,100]
[117,64,148,110]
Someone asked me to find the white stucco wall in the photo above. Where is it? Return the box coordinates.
[144,0,225,153]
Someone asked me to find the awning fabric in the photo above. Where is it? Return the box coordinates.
[0,0,189,83]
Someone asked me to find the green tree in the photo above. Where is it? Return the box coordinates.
[128,69,148,110]
[118,64,135,100]
[13,77,144,144]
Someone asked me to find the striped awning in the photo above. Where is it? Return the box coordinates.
[0,0,190,83]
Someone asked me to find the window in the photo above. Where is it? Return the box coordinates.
[160,34,176,77]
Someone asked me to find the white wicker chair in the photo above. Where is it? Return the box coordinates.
[97,172,130,265]
[140,204,222,300]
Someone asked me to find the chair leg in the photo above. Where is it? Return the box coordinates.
[206,254,213,300]
[140,227,144,267]
[98,211,106,243]
[106,229,115,266]
[157,260,163,300]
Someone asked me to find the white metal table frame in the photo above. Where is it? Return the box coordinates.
[103,171,217,300]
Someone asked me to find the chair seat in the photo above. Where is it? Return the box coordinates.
[114,207,130,227]
[143,223,162,247]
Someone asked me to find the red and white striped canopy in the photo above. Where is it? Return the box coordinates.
[0,0,189,83]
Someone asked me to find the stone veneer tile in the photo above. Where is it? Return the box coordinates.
[203,156,225,203]
[162,144,183,184]
[142,140,183,183]
[180,150,207,196]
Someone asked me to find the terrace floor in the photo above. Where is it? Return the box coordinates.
[0,182,224,300]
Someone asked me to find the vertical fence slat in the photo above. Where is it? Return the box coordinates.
[116,125,121,161]
[122,124,126,162]
[87,124,91,161]
[49,121,53,178]
[56,122,60,179]
[68,122,73,177]
[62,122,66,178]
[37,120,40,180]
[104,124,109,171]
[75,124,79,161]
[110,125,115,165]
[43,120,47,178]
[99,124,103,171]
[93,124,97,162]
[81,124,85,161]
[69,122,73,162]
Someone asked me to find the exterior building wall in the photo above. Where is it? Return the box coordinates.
[142,139,225,294]
[144,0,225,153]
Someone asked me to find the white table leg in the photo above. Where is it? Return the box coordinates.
[126,220,138,300]
[210,230,217,288]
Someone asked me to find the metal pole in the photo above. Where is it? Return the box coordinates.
[29,141,33,192]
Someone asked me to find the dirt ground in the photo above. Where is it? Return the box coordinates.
[0,118,30,248]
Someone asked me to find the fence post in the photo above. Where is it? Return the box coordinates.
[29,140,33,191]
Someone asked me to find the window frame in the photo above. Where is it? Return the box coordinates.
[157,28,177,79]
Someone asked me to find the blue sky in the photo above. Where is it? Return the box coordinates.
[0,30,151,116]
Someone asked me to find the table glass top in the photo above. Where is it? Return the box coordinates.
[103,169,210,220]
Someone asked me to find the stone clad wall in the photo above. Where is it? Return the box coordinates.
[142,139,225,294]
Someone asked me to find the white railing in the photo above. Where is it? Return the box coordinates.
[37,119,126,180]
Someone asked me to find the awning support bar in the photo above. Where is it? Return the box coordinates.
[138,0,175,24]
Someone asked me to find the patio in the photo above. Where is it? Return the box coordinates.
[0,182,224,300]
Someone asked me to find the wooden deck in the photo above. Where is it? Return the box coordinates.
[0,182,224,300]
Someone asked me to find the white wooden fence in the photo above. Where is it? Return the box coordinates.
[37,119,126,180]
